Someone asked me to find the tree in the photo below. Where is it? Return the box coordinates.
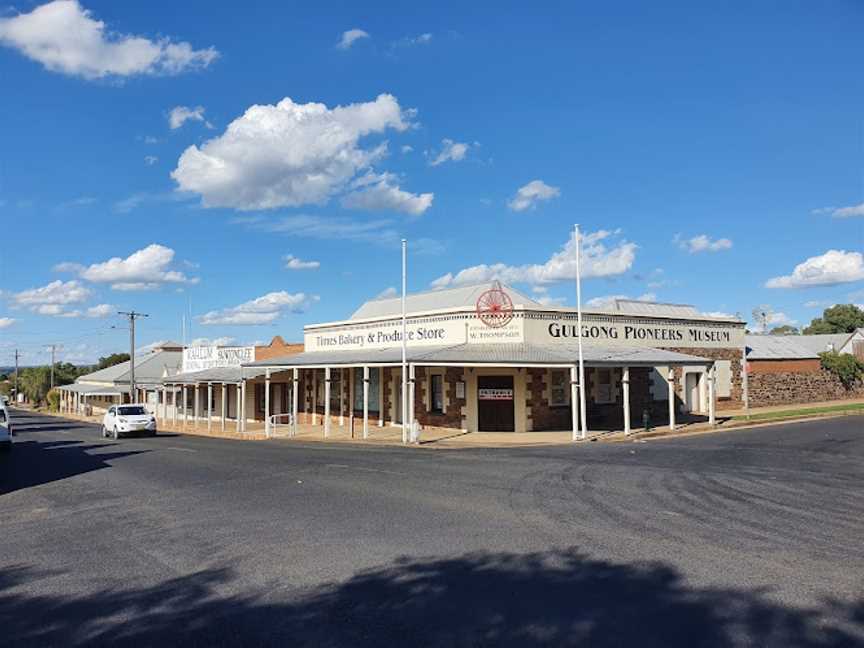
[96,353,130,370]
[769,325,799,335]
[804,304,864,335]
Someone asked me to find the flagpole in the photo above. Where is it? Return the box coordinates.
[575,224,588,439]
[401,239,408,444]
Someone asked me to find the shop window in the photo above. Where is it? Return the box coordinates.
[549,370,569,406]
[430,374,444,414]
[329,371,342,410]
[353,368,381,411]
[595,369,614,404]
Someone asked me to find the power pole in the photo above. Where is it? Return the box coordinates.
[14,349,19,402]
[118,311,149,403]
[45,344,58,389]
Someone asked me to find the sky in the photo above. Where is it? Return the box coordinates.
[1,0,863,365]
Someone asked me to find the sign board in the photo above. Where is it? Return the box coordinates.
[478,388,514,401]
[182,346,255,373]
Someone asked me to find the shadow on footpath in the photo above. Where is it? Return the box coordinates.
[0,439,149,494]
[0,550,861,647]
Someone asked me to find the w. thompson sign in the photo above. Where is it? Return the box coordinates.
[182,346,254,373]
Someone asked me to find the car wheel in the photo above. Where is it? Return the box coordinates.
[112,425,119,440]
[102,425,108,438]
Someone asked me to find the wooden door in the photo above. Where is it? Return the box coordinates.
[478,376,515,432]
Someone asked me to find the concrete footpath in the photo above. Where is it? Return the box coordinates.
[33,395,864,448]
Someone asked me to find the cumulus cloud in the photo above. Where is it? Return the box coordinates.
[283,254,320,270]
[430,229,637,289]
[12,279,91,308]
[0,317,16,328]
[144,155,158,166]
[172,94,418,211]
[58,243,198,290]
[168,105,210,130]
[508,180,560,212]
[0,0,218,80]
[341,172,433,215]
[675,234,733,253]
[765,250,864,288]
[428,139,469,166]
[85,303,114,318]
[813,203,864,218]
[199,291,318,326]
[190,336,237,347]
[337,28,369,50]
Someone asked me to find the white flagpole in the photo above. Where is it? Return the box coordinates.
[575,224,588,439]
[401,239,408,444]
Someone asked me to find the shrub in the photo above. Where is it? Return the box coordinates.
[46,388,60,412]
[819,351,864,389]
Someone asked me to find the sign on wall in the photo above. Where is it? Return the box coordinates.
[479,388,514,400]
[182,346,255,373]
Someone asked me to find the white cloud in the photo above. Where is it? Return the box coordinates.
[190,336,236,347]
[675,234,733,254]
[508,180,560,212]
[61,243,198,290]
[804,299,831,309]
[337,28,369,50]
[392,33,432,48]
[401,145,414,153]
[283,254,320,270]
[0,317,16,328]
[428,139,469,166]
[53,261,85,273]
[85,303,114,318]
[199,291,318,326]
[144,155,158,166]
[813,202,864,218]
[0,0,218,80]
[376,286,398,299]
[168,105,209,130]
[172,93,417,211]
[341,172,433,215]
[13,279,92,309]
[430,229,637,289]
[702,311,735,319]
[586,293,656,309]
[536,295,567,307]
[765,250,864,288]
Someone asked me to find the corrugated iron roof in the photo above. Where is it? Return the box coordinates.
[76,350,183,385]
[745,333,854,360]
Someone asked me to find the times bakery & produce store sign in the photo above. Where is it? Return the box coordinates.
[183,346,255,373]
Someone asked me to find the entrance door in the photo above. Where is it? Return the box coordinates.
[685,373,701,413]
[478,376,515,432]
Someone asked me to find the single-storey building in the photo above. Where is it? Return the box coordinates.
[241,283,747,438]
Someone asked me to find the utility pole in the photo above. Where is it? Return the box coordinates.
[14,349,19,402]
[45,344,58,389]
[118,311,149,403]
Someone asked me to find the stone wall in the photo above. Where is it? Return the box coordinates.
[748,369,864,407]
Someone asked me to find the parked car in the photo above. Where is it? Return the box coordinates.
[0,406,12,451]
[102,405,157,439]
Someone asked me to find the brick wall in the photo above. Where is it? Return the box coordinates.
[749,369,864,407]
[414,367,466,429]
[749,359,821,375]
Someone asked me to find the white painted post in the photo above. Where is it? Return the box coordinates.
[622,366,631,435]
[378,370,384,427]
[194,384,200,429]
[401,239,408,444]
[708,364,716,426]
[324,367,331,437]
[409,364,416,443]
[162,386,168,422]
[207,382,213,432]
[182,385,188,427]
[221,383,227,433]
[339,368,345,427]
[235,384,241,433]
[574,224,588,439]
[312,370,318,426]
[265,370,271,438]
[668,368,676,431]
[292,368,299,437]
[171,386,177,426]
[570,365,579,441]
[363,365,370,439]
[240,380,247,433]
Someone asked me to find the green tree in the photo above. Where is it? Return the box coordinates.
[96,353,130,370]
[804,304,864,335]
[769,325,799,335]
[46,388,60,412]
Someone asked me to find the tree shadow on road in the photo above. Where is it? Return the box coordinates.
[0,439,149,494]
[1,549,861,647]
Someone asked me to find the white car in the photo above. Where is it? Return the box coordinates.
[102,404,157,439]
[0,405,12,451]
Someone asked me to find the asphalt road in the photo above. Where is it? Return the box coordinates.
[1,409,862,647]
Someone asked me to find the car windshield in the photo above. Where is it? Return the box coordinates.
[118,406,148,416]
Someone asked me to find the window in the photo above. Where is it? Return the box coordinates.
[595,369,614,404]
[430,374,444,414]
[118,406,148,416]
[549,370,569,406]
[329,371,342,410]
[353,368,381,411]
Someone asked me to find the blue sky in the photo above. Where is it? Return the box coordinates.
[1,0,863,364]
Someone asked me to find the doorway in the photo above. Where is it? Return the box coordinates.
[685,372,702,413]
[478,376,515,432]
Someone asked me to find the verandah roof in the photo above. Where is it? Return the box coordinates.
[245,343,711,369]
